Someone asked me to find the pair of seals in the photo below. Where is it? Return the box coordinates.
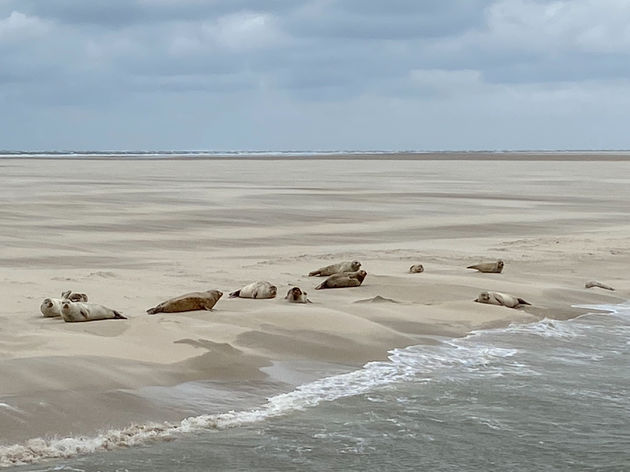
[229,281,277,299]
[315,270,367,290]
[147,290,223,314]
[309,260,361,277]
[285,286,311,303]
[467,260,504,273]
[60,300,126,322]
[40,290,89,318]
[475,291,530,309]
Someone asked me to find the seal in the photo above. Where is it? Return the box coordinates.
[409,264,424,273]
[285,286,311,303]
[585,281,615,291]
[146,289,223,314]
[315,270,367,290]
[474,291,530,309]
[40,290,89,317]
[229,281,277,299]
[308,260,361,277]
[60,300,127,322]
[467,260,504,273]
[61,290,88,302]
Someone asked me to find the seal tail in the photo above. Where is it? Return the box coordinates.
[113,311,127,319]
[314,282,326,290]
[146,306,160,315]
[308,270,320,277]
[466,264,479,270]
[229,290,240,298]
[517,298,531,306]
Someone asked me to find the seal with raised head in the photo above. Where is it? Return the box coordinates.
[467,260,504,273]
[308,260,361,277]
[474,291,530,309]
[229,281,277,299]
[315,270,367,290]
[60,300,127,322]
[285,286,311,303]
[40,290,89,317]
[409,264,424,273]
[585,281,615,291]
[146,289,223,314]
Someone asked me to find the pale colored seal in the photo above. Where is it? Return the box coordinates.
[146,289,223,314]
[315,270,367,290]
[60,300,126,322]
[40,290,89,317]
[467,260,504,273]
[229,281,277,299]
[409,264,424,273]
[585,281,615,291]
[308,260,361,277]
[285,287,311,303]
[474,291,530,309]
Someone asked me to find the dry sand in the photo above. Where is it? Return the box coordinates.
[1,156,629,445]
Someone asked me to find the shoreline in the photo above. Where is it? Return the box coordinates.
[4,151,630,161]
[1,157,629,460]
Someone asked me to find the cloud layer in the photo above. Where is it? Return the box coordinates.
[1,0,628,150]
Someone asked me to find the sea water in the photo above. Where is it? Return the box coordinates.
[5,305,630,471]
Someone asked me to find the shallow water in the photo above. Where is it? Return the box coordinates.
[6,305,630,471]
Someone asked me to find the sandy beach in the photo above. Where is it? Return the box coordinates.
[1,155,629,451]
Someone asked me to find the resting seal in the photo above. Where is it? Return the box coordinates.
[409,264,424,273]
[315,270,367,290]
[308,260,361,277]
[474,291,530,309]
[467,260,504,273]
[147,289,223,314]
[60,300,126,322]
[585,281,615,291]
[285,287,311,303]
[229,281,277,299]
[40,290,89,317]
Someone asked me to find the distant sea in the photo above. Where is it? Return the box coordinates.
[2,150,630,160]
[5,305,630,471]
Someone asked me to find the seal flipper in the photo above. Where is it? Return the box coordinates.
[314,281,326,290]
[308,270,321,277]
[517,298,531,306]
[229,290,241,298]
[113,310,127,319]
[146,306,160,315]
[80,309,89,320]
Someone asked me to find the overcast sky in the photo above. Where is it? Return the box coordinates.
[1,0,629,151]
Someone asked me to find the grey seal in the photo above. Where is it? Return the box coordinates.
[147,289,223,314]
[585,281,615,291]
[308,260,361,277]
[467,260,504,273]
[474,291,530,309]
[40,290,89,317]
[229,281,277,299]
[409,264,424,273]
[315,270,367,290]
[285,287,312,303]
[60,300,126,322]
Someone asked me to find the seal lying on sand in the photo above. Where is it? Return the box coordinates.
[409,264,424,273]
[147,289,223,314]
[308,260,361,277]
[467,260,504,273]
[285,287,311,303]
[315,270,367,290]
[474,291,530,309]
[60,300,126,322]
[585,281,615,291]
[229,281,277,299]
[40,290,89,317]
